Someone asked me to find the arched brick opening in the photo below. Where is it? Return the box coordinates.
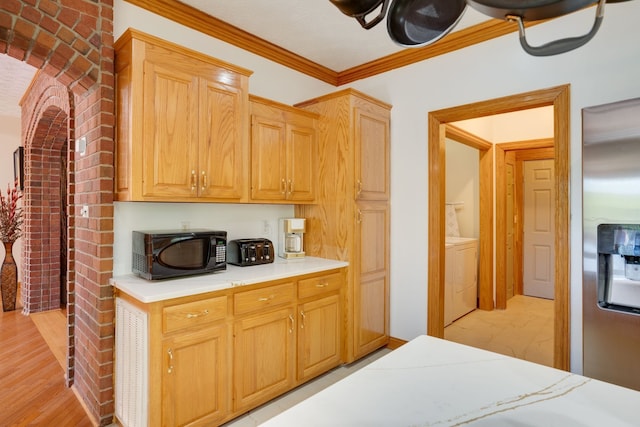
[21,72,76,383]
[22,77,72,314]
[2,1,115,425]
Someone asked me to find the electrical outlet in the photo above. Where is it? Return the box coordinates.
[262,220,272,237]
[80,205,89,218]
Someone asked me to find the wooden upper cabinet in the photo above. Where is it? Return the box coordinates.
[114,29,252,202]
[249,95,318,203]
[141,60,198,198]
[250,115,288,200]
[353,99,390,201]
[199,78,246,199]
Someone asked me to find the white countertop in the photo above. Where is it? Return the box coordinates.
[110,256,348,303]
[261,335,640,426]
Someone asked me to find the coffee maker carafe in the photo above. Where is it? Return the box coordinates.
[279,218,306,259]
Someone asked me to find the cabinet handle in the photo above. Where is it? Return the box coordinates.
[356,209,363,224]
[356,179,363,197]
[289,314,294,333]
[190,170,197,191]
[281,178,286,195]
[315,282,329,288]
[288,179,293,196]
[257,295,274,302]
[185,309,209,319]
[300,310,306,329]
[201,171,207,190]
[167,348,174,374]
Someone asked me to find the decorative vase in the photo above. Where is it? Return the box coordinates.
[1,241,18,312]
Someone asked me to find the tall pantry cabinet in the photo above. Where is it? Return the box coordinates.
[295,89,391,362]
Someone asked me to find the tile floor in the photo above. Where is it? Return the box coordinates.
[222,348,391,426]
[445,294,554,367]
[224,294,553,426]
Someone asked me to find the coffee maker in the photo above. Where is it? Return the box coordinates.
[278,218,306,259]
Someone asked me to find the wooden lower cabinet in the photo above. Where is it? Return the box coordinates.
[162,325,229,426]
[114,268,345,427]
[233,306,296,411]
[297,294,341,381]
[353,201,390,358]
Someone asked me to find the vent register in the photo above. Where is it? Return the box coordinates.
[115,298,149,426]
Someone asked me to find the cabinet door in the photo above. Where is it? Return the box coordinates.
[354,201,389,358]
[162,324,228,426]
[233,307,295,411]
[198,78,246,200]
[250,116,287,201]
[142,60,199,198]
[286,123,316,202]
[354,107,390,201]
[297,294,342,381]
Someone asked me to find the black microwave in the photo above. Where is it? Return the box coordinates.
[132,229,227,280]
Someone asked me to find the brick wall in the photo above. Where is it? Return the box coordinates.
[2,1,115,425]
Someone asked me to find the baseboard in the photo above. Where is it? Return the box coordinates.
[387,336,408,350]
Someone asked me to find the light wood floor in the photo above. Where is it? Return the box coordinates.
[444,294,554,367]
[0,306,92,426]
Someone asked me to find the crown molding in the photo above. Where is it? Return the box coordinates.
[125,0,526,86]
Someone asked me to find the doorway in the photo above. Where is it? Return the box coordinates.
[496,141,555,307]
[427,85,570,371]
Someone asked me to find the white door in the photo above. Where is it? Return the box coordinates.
[523,159,555,299]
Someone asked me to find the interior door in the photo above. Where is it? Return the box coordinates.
[523,159,555,299]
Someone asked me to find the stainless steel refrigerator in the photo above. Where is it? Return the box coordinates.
[583,97,640,391]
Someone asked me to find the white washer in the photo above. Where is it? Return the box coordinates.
[445,237,478,325]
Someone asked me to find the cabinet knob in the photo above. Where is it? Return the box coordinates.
[167,348,174,374]
[186,309,209,319]
[201,171,207,191]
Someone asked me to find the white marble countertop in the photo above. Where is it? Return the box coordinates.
[262,335,640,426]
[110,256,348,303]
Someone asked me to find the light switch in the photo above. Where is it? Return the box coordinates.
[75,136,87,156]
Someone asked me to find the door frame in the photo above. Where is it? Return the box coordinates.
[496,141,554,307]
[427,85,570,371]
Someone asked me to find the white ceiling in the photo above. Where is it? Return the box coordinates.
[1,2,491,119]
[0,56,37,118]
[179,0,489,71]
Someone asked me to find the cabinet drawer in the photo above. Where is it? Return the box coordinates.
[163,296,227,334]
[298,272,343,300]
[234,283,294,315]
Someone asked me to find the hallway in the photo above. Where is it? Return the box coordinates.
[444,295,554,367]
[0,306,91,425]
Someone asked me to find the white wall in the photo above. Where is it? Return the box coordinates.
[0,115,23,283]
[445,140,479,238]
[113,0,640,374]
[113,202,293,275]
